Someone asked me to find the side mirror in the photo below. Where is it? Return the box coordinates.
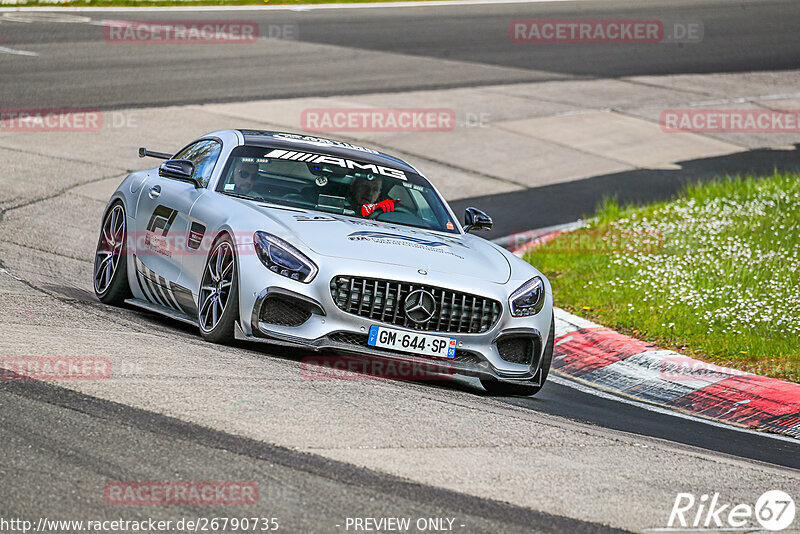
[463,207,492,233]
[158,159,201,188]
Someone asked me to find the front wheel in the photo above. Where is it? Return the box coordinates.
[198,235,239,344]
[93,202,131,305]
[481,311,555,397]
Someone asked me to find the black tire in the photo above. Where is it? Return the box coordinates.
[93,201,132,305]
[198,234,239,344]
[481,311,555,397]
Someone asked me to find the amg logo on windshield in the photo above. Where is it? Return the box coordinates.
[264,149,407,181]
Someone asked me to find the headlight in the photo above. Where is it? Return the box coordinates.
[253,231,318,283]
[509,276,545,317]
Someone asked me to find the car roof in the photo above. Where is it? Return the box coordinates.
[237,130,419,174]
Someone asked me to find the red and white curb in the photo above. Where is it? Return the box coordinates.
[504,225,800,439]
[491,221,585,257]
[552,309,800,438]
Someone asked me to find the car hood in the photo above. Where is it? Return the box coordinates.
[251,204,512,284]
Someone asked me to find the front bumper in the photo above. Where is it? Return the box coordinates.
[236,278,553,384]
[234,321,547,385]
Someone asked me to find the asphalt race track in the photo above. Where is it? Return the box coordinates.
[1,1,800,532]
[1,0,800,109]
[0,375,626,534]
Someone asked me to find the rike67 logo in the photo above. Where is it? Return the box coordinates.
[664,491,795,531]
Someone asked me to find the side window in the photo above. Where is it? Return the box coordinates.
[174,140,222,187]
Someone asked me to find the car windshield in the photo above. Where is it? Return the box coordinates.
[216,145,459,234]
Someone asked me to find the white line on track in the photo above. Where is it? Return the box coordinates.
[0,0,575,13]
[0,12,90,21]
[550,374,799,444]
[0,45,38,55]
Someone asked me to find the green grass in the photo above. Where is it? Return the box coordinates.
[1,0,438,7]
[525,172,800,382]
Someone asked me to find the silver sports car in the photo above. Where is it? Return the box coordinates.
[94,130,554,395]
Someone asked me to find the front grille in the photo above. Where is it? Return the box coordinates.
[327,332,481,364]
[330,275,501,334]
[496,336,536,365]
[259,295,312,327]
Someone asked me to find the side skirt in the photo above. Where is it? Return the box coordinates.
[124,298,197,327]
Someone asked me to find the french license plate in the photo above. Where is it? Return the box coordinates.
[368,325,457,359]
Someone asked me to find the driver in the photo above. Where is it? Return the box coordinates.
[347,175,401,217]
[231,160,260,196]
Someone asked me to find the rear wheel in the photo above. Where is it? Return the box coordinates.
[481,311,555,397]
[198,235,239,344]
[93,202,131,305]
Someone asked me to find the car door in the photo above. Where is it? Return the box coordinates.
[133,139,221,313]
